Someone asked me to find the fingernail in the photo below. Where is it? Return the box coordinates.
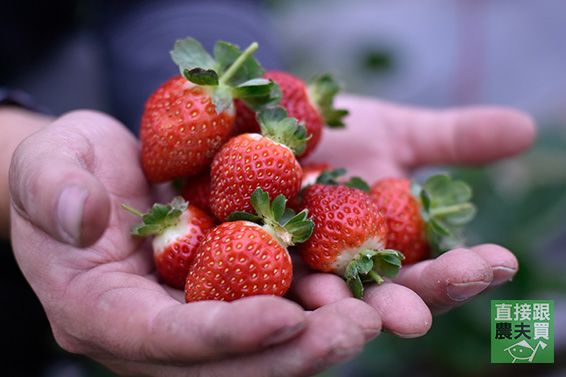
[446,281,490,301]
[57,186,88,246]
[262,322,306,347]
[492,266,517,286]
[364,329,380,342]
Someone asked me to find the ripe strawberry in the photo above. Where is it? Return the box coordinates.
[123,197,216,289]
[369,174,477,265]
[298,183,404,298]
[141,37,279,183]
[179,169,212,216]
[233,71,348,158]
[209,107,308,222]
[185,188,314,302]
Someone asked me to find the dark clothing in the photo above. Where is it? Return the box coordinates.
[1,0,284,132]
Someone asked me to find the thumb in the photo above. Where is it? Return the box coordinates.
[9,112,113,247]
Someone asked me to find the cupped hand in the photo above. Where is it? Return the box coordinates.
[8,92,536,377]
[293,94,536,328]
[8,110,383,377]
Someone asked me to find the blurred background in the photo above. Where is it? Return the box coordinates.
[266,0,566,376]
[2,0,564,376]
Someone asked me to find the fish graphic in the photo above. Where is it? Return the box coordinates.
[504,340,547,363]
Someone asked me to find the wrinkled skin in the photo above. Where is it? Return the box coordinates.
[7,94,535,377]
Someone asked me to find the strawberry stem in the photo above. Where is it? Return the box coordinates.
[122,204,144,218]
[219,42,259,86]
[429,202,475,217]
[367,270,384,284]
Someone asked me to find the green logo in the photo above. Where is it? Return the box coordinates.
[491,300,554,363]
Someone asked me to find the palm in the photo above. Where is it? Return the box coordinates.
[8,100,535,376]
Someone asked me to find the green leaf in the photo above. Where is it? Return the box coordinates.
[170,37,217,79]
[374,249,404,279]
[257,106,288,129]
[308,73,348,128]
[278,208,297,225]
[226,211,263,224]
[212,85,234,113]
[123,197,187,237]
[424,174,473,206]
[131,223,162,237]
[346,274,364,299]
[442,203,477,226]
[270,194,287,222]
[239,81,282,111]
[250,187,271,218]
[257,106,310,157]
[357,254,375,275]
[315,168,347,185]
[282,210,314,244]
[183,68,218,86]
[418,174,477,256]
[345,176,370,193]
[232,78,273,99]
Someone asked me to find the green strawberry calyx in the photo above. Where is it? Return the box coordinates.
[413,173,477,255]
[170,37,281,113]
[122,196,188,237]
[257,106,311,157]
[312,167,370,192]
[308,73,349,128]
[345,249,405,299]
[227,188,314,248]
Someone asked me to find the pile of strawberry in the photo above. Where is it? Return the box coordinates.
[123,37,476,302]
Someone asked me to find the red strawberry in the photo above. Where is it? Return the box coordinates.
[233,71,348,158]
[369,174,477,264]
[185,188,314,302]
[298,183,404,298]
[141,37,279,183]
[179,169,212,216]
[140,76,234,183]
[209,107,308,222]
[123,197,216,289]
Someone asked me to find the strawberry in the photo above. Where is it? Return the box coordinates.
[233,71,348,158]
[369,174,477,265]
[141,37,280,183]
[299,162,336,188]
[179,169,213,216]
[123,197,216,289]
[209,107,308,222]
[185,188,314,302]
[298,183,404,298]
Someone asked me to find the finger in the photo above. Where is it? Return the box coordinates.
[146,296,308,362]
[313,298,382,342]
[469,243,518,287]
[9,110,137,247]
[56,277,308,365]
[394,248,494,315]
[363,282,432,338]
[107,302,367,377]
[401,105,537,168]
[289,269,354,310]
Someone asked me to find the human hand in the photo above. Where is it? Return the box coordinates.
[293,94,536,322]
[8,110,386,377]
[8,95,536,376]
